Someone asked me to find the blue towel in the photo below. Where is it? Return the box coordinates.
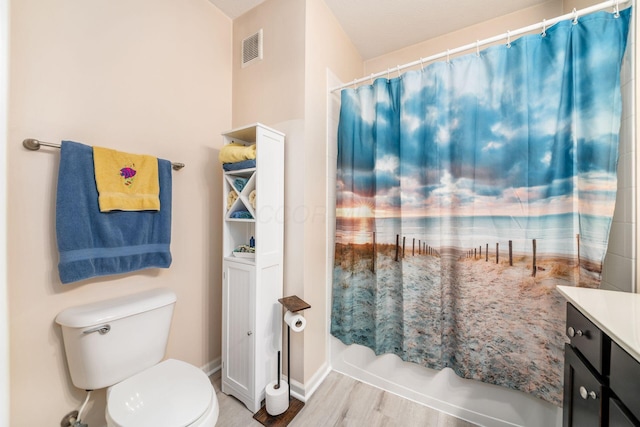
[234,177,248,192]
[229,210,253,219]
[223,159,256,171]
[56,141,172,284]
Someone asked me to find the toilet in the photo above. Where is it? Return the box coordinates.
[55,288,219,427]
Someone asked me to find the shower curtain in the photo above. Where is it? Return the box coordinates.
[331,9,631,405]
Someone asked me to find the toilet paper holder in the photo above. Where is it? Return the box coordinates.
[277,295,311,405]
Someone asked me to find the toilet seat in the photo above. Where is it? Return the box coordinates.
[106,359,215,427]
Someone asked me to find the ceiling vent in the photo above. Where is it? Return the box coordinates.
[242,29,263,67]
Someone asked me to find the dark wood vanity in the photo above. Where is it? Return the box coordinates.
[562,297,640,427]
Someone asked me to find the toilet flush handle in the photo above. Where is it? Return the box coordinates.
[83,324,111,335]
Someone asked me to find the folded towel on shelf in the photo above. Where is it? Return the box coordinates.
[229,210,253,219]
[249,189,256,210]
[234,177,248,192]
[218,142,256,164]
[93,146,160,212]
[223,159,256,172]
[56,141,172,284]
[227,191,238,210]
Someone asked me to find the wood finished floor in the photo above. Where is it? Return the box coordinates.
[211,370,478,427]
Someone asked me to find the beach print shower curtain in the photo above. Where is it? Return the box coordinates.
[331,9,631,405]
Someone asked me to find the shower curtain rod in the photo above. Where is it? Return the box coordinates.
[329,0,629,93]
[22,138,186,171]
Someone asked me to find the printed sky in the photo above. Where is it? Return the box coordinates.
[336,10,629,219]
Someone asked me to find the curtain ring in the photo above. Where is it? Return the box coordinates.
[506,30,511,48]
[387,68,391,82]
[541,19,547,37]
[370,74,374,85]
[352,79,357,89]
[476,40,480,57]
[572,8,578,25]
[396,65,401,78]
[420,57,425,71]
[446,49,450,64]
[614,0,620,17]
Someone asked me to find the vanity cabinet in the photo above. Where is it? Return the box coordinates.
[563,302,640,427]
[220,123,285,413]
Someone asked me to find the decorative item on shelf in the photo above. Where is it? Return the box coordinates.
[249,189,257,210]
[232,244,255,259]
[250,236,255,248]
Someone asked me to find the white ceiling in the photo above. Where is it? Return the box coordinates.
[210,0,552,60]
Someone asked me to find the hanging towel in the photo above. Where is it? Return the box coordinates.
[56,141,172,284]
[218,142,256,164]
[93,146,160,212]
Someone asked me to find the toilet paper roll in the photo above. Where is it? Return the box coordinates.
[265,380,289,416]
[284,310,306,332]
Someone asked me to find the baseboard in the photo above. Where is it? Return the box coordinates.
[283,362,331,403]
[201,357,221,376]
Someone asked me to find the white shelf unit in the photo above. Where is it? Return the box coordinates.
[221,123,285,413]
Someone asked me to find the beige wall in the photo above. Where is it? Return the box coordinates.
[7,0,231,425]
[364,0,563,75]
[303,0,362,384]
[232,0,306,127]
[1,0,7,425]
[231,0,362,391]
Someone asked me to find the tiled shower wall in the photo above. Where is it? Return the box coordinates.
[601,20,636,293]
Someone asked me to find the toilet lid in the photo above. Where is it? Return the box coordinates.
[107,359,213,427]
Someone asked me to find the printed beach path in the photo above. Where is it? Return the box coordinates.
[332,244,599,405]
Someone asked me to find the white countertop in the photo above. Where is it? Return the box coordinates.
[557,285,640,363]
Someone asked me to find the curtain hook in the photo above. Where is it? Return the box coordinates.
[420,57,425,71]
[352,79,357,89]
[370,73,374,85]
[572,8,578,25]
[506,30,511,48]
[446,49,450,64]
[614,0,620,17]
[396,65,401,78]
[386,68,391,82]
[476,40,480,57]
[541,19,547,37]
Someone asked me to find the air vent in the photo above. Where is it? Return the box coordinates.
[242,29,263,67]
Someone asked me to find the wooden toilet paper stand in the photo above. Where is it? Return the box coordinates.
[253,295,310,427]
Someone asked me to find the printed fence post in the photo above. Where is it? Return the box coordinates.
[412,238,415,256]
[372,232,376,273]
[532,239,537,277]
[496,243,499,264]
[402,236,406,259]
[485,244,488,262]
[479,245,482,259]
[474,248,477,259]
[395,234,400,262]
[418,239,421,255]
[509,240,513,266]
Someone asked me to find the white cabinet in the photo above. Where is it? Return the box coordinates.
[220,123,284,413]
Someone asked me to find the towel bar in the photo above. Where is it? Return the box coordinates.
[23,138,185,171]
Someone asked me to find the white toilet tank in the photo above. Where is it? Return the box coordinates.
[56,288,177,390]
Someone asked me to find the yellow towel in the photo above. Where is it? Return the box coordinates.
[93,146,160,212]
[219,142,256,164]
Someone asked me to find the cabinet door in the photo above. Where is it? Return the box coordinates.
[563,344,606,427]
[610,397,640,427]
[222,261,255,403]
